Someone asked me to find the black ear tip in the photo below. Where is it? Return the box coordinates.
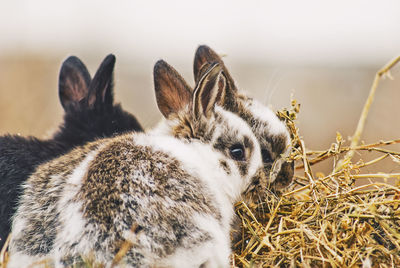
[197,45,211,52]
[61,56,85,69]
[196,45,215,56]
[102,54,116,67]
[154,59,171,75]
[64,55,79,63]
[59,56,91,87]
[104,53,116,62]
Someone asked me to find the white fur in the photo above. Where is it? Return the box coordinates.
[9,216,27,243]
[134,133,237,223]
[135,111,261,226]
[55,149,100,246]
[214,106,262,185]
[53,149,106,266]
[247,99,290,138]
[66,149,100,186]
[6,252,51,268]
[53,201,85,254]
[151,213,230,268]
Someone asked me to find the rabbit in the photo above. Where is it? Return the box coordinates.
[0,54,143,249]
[193,45,294,198]
[193,46,294,245]
[8,60,265,268]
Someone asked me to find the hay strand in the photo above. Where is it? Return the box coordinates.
[335,56,400,172]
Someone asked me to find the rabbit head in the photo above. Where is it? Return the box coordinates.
[193,45,294,198]
[152,60,266,202]
[55,54,143,145]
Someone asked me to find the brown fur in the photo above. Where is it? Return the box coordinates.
[154,60,192,118]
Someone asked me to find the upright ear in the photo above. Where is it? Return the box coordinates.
[193,62,225,119]
[87,54,116,110]
[154,60,192,118]
[58,56,91,112]
[193,45,236,93]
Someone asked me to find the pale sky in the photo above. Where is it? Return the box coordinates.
[1,0,399,66]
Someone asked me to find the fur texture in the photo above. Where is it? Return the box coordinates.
[193,46,294,245]
[193,45,294,195]
[8,61,264,268]
[0,54,143,248]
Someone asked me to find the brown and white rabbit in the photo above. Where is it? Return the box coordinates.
[193,45,294,198]
[8,61,265,267]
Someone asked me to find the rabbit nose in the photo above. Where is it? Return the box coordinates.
[272,161,294,190]
[258,167,268,184]
[245,167,268,193]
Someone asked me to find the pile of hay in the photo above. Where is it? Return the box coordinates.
[233,57,400,267]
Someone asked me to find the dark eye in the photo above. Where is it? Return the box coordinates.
[261,149,272,163]
[229,144,245,161]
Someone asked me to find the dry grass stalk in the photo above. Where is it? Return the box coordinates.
[233,56,400,267]
[110,224,140,267]
[335,55,400,172]
[0,235,9,268]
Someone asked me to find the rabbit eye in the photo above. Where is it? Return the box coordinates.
[230,144,245,161]
[261,149,272,163]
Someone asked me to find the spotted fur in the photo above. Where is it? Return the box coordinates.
[9,61,264,268]
[193,45,294,195]
[193,46,294,245]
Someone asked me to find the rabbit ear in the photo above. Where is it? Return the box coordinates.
[58,56,91,112]
[87,54,116,110]
[193,62,225,119]
[193,45,236,93]
[154,60,192,118]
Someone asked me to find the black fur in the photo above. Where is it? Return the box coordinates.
[0,54,143,248]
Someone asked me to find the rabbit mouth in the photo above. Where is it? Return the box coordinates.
[242,159,294,203]
[242,168,268,198]
[242,179,269,205]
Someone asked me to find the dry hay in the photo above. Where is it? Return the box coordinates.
[233,56,400,267]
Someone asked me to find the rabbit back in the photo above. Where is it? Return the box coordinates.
[0,135,69,247]
[10,133,232,267]
[10,140,104,258]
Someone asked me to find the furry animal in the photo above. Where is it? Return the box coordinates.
[0,54,143,248]
[8,61,265,267]
[193,46,294,244]
[193,45,294,197]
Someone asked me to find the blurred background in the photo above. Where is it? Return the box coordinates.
[0,0,399,177]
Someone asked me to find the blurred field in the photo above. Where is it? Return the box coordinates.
[0,53,399,176]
